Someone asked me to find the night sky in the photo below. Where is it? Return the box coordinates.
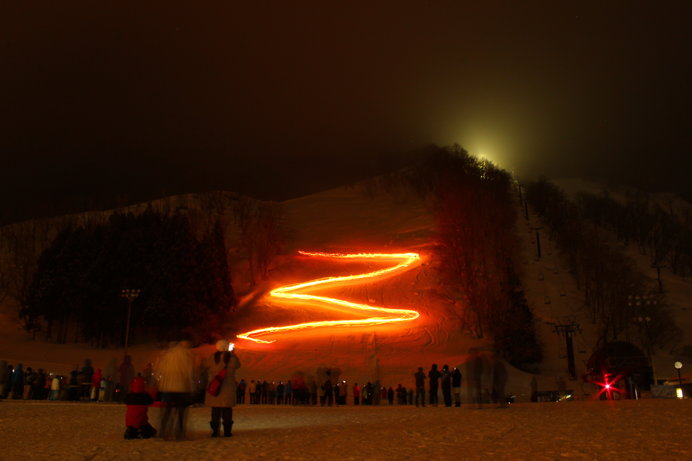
[1,1,690,224]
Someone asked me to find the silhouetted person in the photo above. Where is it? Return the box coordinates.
[364,382,374,405]
[399,385,408,405]
[414,367,426,407]
[322,378,333,406]
[452,367,462,407]
[441,364,452,407]
[284,380,293,405]
[428,364,441,406]
[353,382,360,405]
[237,378,246,404]
[11,364,24,399]
[334,381,341,406]
[68,367,80,401]
[81,359,94,400]
[1,362,12,399]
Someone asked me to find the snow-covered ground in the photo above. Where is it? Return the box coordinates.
[2,399,690,460]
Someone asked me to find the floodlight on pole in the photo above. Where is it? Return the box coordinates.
[120,288,141,358]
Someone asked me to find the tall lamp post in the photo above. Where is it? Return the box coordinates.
[674,361,684,399]
[629,294,658,386]
[120,288,141,358]
[530,226,543,259]
[550,322,580,379]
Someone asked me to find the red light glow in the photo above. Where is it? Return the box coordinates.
[236,251,422,344]
[593,372,624,400]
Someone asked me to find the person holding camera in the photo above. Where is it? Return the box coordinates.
[205,339,241,437]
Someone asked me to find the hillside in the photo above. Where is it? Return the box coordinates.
[1,179,691,401]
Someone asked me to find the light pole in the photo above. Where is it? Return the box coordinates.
[530,226,543,259]
[120,288,141,358]
[550,322,580,379]
[629,294,658,386]
[674,361,684,399]
[651,262,665,293]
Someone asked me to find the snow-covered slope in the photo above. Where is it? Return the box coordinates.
[1,180,690,401]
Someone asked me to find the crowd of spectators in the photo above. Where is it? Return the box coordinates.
[236,363,464,407]
[1,358,465,408]
[0,357,146,403]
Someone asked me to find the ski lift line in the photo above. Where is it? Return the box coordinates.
[236,251,422,344]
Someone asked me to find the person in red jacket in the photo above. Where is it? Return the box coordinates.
[90,368,102,401]
[123,376,157,439]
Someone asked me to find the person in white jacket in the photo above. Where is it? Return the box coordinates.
[49,375,60,401]
[204,339,241,437]
[155,341,195,440]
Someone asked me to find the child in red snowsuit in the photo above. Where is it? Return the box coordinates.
[124,376,157,439]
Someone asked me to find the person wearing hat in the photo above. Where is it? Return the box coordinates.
[205,339,241,437]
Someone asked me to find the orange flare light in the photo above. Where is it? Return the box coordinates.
[236,251,422,344]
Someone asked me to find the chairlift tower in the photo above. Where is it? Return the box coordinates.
[550,322,581,379]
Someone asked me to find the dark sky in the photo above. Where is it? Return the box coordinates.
[1,1,690,224]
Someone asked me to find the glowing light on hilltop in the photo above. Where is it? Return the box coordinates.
[236,251,422,344]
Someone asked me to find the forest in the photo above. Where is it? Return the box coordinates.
[19,211,235,347]
[366,145,543,369]
[524,178,684,359]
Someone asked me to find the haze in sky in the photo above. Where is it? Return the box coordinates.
[1,1,690,223]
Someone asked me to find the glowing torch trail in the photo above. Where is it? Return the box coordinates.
[236,251,422,344]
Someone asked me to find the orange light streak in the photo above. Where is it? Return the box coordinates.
[236,251,422,344]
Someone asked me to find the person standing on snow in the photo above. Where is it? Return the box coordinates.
[284,379,293,405]
[11,363,24,399]
[414,367,426,407]
[333,381,341,406]
[322,377,333,406]
[23,366,34,399]
[428,364,441,407]
[49,374,61,400]
[31,369,46,400]
[237,378,246,404]
[155,341,195,440]
[0,362,11,399]
[0,360,7,398]
[452,367,463,407]
[364,382,374,405]
[205,339,241,437]
[81,359,94,401]
[91,368,103,401]
[441,364,452,407]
